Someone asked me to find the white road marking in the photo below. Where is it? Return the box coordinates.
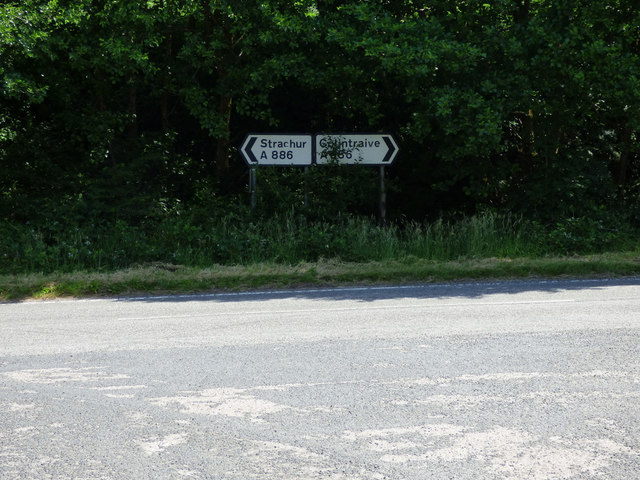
[116,299,577,321]
[7,276,638,306]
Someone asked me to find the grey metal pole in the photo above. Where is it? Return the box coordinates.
[249,167,257,210]
[304,166,309,207]
[379,165,387,225]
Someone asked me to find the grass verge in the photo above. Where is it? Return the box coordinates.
[2,252,639,301]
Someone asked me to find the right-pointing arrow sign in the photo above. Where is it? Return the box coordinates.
[381,136,398,164]
[315,133,399,165]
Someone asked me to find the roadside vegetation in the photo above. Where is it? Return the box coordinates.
[2,210,638,301]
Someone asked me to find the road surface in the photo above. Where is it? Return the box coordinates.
[1,278,639,479]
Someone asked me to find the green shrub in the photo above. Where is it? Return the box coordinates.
[1,210,636,275]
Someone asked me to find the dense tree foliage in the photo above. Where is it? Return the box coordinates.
[1,0,639,229]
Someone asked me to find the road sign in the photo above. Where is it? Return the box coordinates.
[315,133,399,165]
[241,134,313,166]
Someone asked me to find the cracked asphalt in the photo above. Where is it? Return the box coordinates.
[1,278,639,479]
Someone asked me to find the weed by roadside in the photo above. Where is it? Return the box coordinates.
[3,211,623,275]
[1,211,638,300]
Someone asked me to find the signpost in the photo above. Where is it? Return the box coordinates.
[240,132,399,223]
[315,134,398,224]
[241,134,313,209]
[314,134,399,166]
[241,133,312,166]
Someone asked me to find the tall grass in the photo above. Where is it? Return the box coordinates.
[0,211,628,275]
[402,214,536,260]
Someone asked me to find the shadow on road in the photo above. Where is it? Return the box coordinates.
[116,276,640,304]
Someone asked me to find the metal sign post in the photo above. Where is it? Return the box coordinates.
[249,166,257,210]
[379,165,387,225]
[315,133,398,224]
[241,133,313,210]
[240,132,398,217]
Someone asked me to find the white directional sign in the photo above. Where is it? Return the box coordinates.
[241,134,313,166]
[315,133,399,165]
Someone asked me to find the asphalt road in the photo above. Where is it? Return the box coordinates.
[1,278,639,479]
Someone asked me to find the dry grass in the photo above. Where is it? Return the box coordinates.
[2,253,639,301]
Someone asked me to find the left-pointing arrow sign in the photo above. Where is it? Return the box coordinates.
[241,134,313,166]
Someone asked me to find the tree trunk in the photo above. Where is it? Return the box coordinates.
[616,125,633,199]
[514,109,535,175]
[161,33,173,132]
[215,95,233,180]
[127,80,138,140]
[513,0,531,23]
